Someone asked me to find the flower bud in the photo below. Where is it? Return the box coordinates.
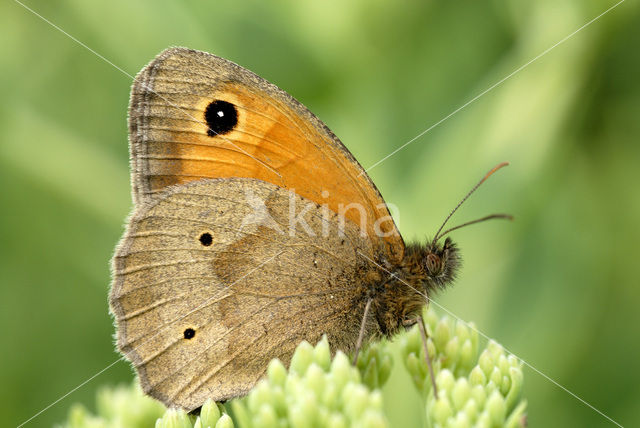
[290,340,314,376]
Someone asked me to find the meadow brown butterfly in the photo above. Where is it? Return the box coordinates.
[109,47,509,410]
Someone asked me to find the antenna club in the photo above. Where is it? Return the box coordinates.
[480,161,509,184]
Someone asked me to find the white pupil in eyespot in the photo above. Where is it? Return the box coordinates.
[217,111,224,117]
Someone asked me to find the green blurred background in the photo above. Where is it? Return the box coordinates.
[1,0,639,426]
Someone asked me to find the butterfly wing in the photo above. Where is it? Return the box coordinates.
[129,47,403,262]
[110,178,376,410]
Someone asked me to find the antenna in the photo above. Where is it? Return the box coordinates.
[431,162,510,246]
[437,213,513,240]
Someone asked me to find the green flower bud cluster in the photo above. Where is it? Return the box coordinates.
[230,335,390,428]
[400,310,480,395]
[154,400,233,428]
[61,311,527,427]
[59,377,235,428]
[60,336,392,428]
[400,309,527,427]
[354,339,393,391]
[60,381,166,428]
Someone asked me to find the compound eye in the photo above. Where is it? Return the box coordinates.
[426,253,441,274]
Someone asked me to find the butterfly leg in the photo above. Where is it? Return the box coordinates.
[352,298,373,365]
[417,315,439,399]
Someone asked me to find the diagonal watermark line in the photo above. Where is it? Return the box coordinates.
[356,250,624,428]
[362,0,626,174]
[12,0,283,182]
[16,359,122,428]
[426,299,624,428]
[13,0,135,79]
[12,0,627,426]
[16,249,285,427]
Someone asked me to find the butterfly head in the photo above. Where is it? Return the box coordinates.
[401,237,460,296]
[378,238,461,335]
[421,236,460,291]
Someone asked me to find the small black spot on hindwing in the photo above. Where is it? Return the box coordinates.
[199,232,213,246]
[205,100,237,136]
[184,328,196,339]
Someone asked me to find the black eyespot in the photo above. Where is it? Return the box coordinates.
[184,328,196,339]
[199,232,213,246]
[205,100,237,136]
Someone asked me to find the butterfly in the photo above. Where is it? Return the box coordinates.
[109,47,509,411]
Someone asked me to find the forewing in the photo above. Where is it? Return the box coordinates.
[129,47,403,261]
